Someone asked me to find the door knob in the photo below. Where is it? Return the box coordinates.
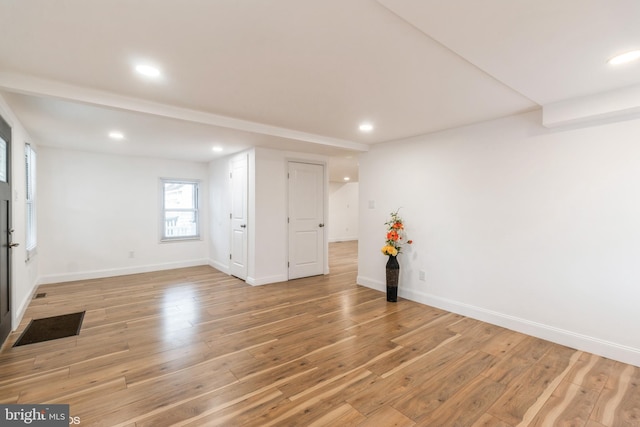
[8,242,19,248]
[240,224,246,228]
[318,223,325,228]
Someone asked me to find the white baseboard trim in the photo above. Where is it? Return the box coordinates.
[328,237,358,243]
[12,285,39,330]
[208,259,230,275]
[246,274,288,286]
[356,275,385,292]
[356,276,640,367]
[37,259,210,285]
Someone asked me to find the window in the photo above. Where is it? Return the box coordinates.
[160,179,200,241]
[25,144,37,257]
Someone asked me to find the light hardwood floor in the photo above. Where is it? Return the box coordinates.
[1,241,639,426]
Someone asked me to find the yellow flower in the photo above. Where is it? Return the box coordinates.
[381,245,398,256]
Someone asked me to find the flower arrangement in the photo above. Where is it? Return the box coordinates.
[381,209,412,257]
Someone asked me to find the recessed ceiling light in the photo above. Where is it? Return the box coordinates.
[212,146,223,152]
[109,131,124,140]
[344,177,350,181]
[608,50,640,65]
[135,64,161,78]
[359,123,374,132]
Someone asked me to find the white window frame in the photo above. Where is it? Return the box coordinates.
[25,143,37,260]
[160,178,200,242]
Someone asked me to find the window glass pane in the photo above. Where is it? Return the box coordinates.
[25,144,37,252]
[164,182,195,209]
[0,138,6,182]
[161,179,199,241]
[26,203,36,249]
[164,211,197,238]
[26,153,32,197]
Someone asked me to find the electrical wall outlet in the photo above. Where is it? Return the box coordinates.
[419,270,426,281]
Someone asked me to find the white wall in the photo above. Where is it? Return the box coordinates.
[0,94,39,329]
[38,147,209,283]
[358,110,640,366]
[328,182,359,242]
[250,148,288,285]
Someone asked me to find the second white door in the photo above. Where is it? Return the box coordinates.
[288,162,325,280]
[230,153,248,280]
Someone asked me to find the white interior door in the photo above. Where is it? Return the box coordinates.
[230,153,248,280]
[0,114,12,346]
[288,162,324,279]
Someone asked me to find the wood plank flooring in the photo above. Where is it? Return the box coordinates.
[1,241,639,426]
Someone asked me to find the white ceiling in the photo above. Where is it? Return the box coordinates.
[1,0,639,182]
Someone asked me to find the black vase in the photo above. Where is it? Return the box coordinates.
[386,255,399,302]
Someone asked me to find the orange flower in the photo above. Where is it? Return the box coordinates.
[382,209,412,257]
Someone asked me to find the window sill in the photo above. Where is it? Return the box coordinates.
[160,236,202,243]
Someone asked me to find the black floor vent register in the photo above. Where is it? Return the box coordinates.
[13,311,85,347]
